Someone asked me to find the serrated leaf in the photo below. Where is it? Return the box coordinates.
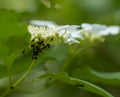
[36,72,114,97]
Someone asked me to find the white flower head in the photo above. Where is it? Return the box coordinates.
[81,23,120,36]
[27,22,59,60]
[28,20,84,45]
[27,20,120,59]
[80,23,120,41]
[99,26,120,35]
[28,25,57,41]
[56,25,84,44]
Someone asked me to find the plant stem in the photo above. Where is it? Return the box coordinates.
[8,67,12,85]
[0,60,35,97]
[61,45,91,72]
[0,88,10,97]
[12,60,35,87]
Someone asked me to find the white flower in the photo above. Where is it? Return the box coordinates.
[81,23,106,33]
[28,20,120,45]
[99,26,120,35]
[28,25,57,41]
[28,20,83,44]
[57,25,83,44]
[81,23,120,36]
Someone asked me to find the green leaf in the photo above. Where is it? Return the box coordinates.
[11,48,50,77]
[0,10,30,67]
[0,65,8,78]
[36,72,114,97]
[45,44,69,61]
[72,66,120,86]
[11,51,32,75]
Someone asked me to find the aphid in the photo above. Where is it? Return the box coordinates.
[38,41,44,45]
[41,45,46,50]
[31,39,52,60]
[35,51,39,55]
[44,45,47,48]
[10,86,14,89]
[38,41,40,45]
[46,44,50,48]
[38,38,40,41]
[32,39,34,42]
[36,46,39,50]
[42,43,45,46]
[48,77,52,80]
[51,37,53,41]
[75,84,84,87]
[22,49,25,54]
[34,56,37,60]
[31,44,34,47]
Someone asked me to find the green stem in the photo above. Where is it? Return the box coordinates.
[8,67,12,85]
[0,88,10,97]
[0,60,35,97]
[13,60,35,87]
[61,45,91,72]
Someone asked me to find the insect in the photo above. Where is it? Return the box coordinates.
[51,37,53,41]
[10,86,14,89]
[38,41,44,45]
[75,84,84,87]
[31,39,51,60]
[22,49,26,54]
[46,44,50,48]
[32,39,34,42]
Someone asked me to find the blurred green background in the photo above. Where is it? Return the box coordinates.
[0,0,120,25]
[0,0,120,97]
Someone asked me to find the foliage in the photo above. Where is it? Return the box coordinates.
[0,0,120,97]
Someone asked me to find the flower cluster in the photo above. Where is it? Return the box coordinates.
[28,20,120,44]
[27,20,120,59]
[80,23,120,41]
[81,23,119,36]
[28,21,84,45]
